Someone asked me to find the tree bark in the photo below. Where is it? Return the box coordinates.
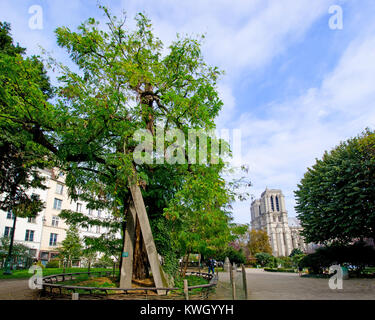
[182,251,190,278]
[132,215,149,279]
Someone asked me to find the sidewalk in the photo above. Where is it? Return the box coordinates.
[209,268,375,300]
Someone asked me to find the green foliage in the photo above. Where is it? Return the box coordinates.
[58,226,83,262]
[277,256,293,268]
[254,252,274,267]
[247,229,272,257]
[0,237,33,259]
[0,8,248,282]
[264,268,296,273]
[291,253,306,268]
[289,248,303,257]
[151,217,179,278]
[93,255,114,268]
[214,246,246,264]
[299,242,375,274]
[0,21,51,217]
[46,259,60,268]
[295,129,375,244]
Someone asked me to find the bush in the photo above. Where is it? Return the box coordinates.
[92,255,114,268]
[264,267,295,273]
[214,247,246,265]
[255,252,273,267]
[45,259,60,268]
[299,241,375,274]
[278,256,293,268]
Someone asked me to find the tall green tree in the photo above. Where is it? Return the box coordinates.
[0,22,51,274]
[295,129,375,244]
[0,6,245,283]
[49,7,230,280]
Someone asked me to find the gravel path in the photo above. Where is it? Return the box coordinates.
[210,268,375,300]
[0,279,38,300]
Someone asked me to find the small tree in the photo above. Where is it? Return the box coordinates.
[247,229,272,257]
[58,226,83,268]
[82,248,97,273]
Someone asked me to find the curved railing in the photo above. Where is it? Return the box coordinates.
[41,270,217,297]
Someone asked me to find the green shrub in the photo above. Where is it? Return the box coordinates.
[299,242,375,274]
[46,259,60,268]
[255,252,273,267]
[264,267,295,273]
[214,247,246,265]
[92,255,114,268]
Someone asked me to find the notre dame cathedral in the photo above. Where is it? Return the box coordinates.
[250,188,307,257]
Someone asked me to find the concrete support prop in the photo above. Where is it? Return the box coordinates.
[129,183,168,294]
[119,202,137,288]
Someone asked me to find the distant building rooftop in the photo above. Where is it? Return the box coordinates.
[288,217,301,228]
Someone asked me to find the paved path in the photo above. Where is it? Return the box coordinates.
[0,279,37,300]
[210,268,375,300]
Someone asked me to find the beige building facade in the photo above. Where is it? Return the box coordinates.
[1,168,116,266]
[250,188,307,257]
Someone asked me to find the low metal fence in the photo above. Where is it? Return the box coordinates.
[40,270,217,299]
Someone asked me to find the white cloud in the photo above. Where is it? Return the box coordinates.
[233,30,375,223]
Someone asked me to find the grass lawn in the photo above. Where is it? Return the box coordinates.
[0,267,113,280]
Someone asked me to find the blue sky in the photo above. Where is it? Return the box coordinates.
[1,1,375,224]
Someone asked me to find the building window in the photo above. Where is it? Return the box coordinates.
[97,210,101,218]
[56,183,64,195]
[258,205,261,215]
[270,196,275,211]
[40,251,49,260]
[27,217,36,223]
[88,208,93,216]
[49,233,58,246]
[53,198,62,210]
[25,230,34,242]
[4,227,13,238]
[96,226,100,234]
[6,211,15,220]
[76,203,82,213]
[52,216,59,227]
[276,196,280,211]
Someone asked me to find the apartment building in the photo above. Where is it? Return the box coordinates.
[1,168,116,266]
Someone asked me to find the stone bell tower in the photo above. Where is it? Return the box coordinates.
[251,188,295,257]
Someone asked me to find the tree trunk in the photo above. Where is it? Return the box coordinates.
[182,251,190,278]
[132,215,149,279]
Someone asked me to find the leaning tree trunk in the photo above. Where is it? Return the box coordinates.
[132,215,149,279]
